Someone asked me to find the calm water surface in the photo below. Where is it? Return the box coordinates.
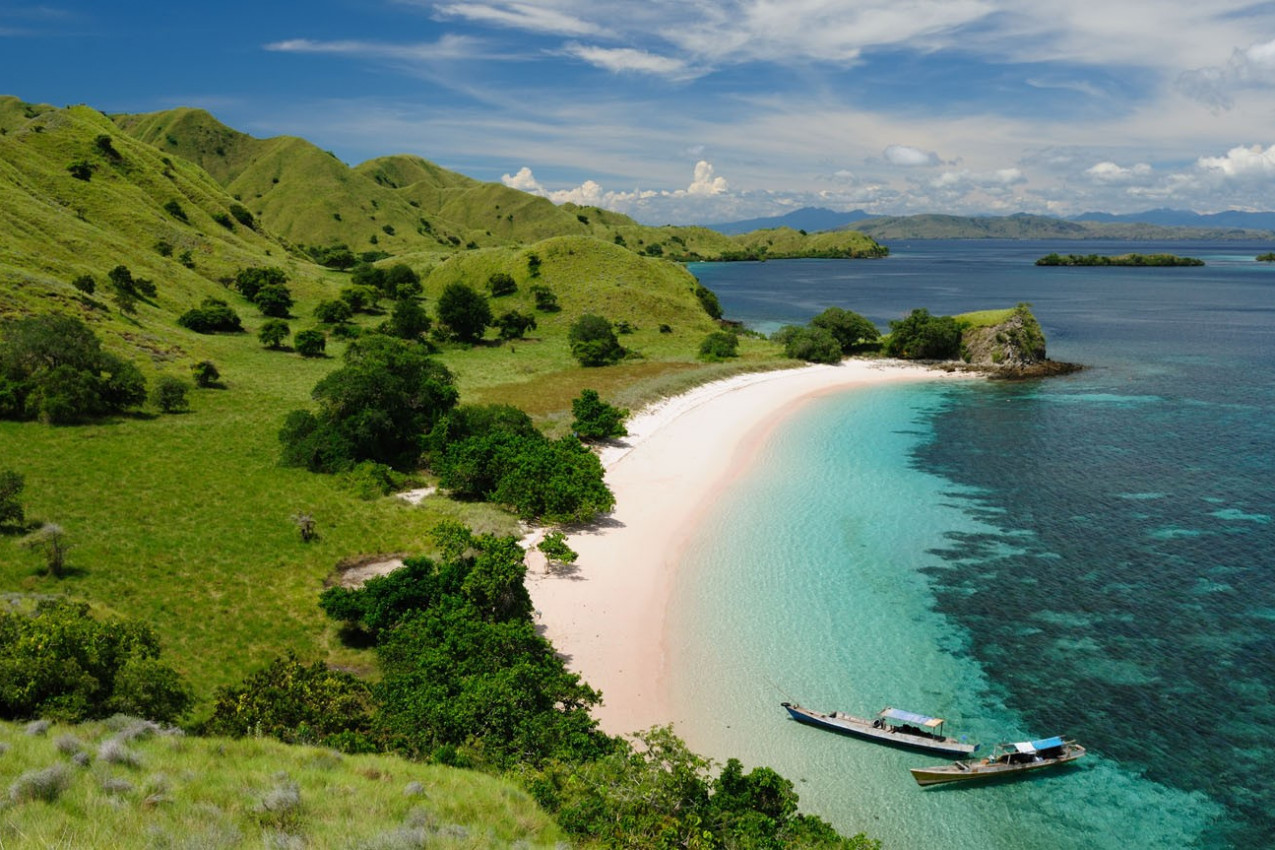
[670,242,1274,849]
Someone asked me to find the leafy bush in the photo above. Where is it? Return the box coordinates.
[571,389,627,440]
[436,282,491,342]
[212,212,234,230]
[293,329,326,358]
[568,314,625,367]
[177,298,242,334]
[314,299,353,325]
[495,310,536,340]
[884,308,962,359]
[280,336,458,472]
[699,330,739,361]
[233,266,288,301]
[253,283,294,318]
[529,284,559,312]
[258,319,290,349]
[772,325,842,363]
[228,203,255,228]
[66,159,94,181]
[812,307,880,354]
[0,314,147,423]
[0,598,192,722]
[70,274,95,295]
[537,531,577,567]
[384,298,431,339]
[151,376,190,413]
[487,272,517,296]
[163,199,188,222]
[694,283,723,319]
[0,469,25,529]
[203,654,375,752]
[190,360,220,388]
[385,264,421,299]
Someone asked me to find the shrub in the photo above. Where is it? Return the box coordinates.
[812,307,880,354]
[151,376,190,413]
[293,329,326,358]
[488,272,517,296]
[699,330,739,361]
[253,283,294,318]
[0,469,24,529]
[568,314,624,367]
[0,314,147,423]
[772,325,842,363]
[177,298,242,333]
[385,264,421,299]
[0,598,192,722]
[571,389,628,440]
[154,239,174,257]
[212,212,234,230]
[538,531,577,567]
[351,263,387,293]
[229,203,255,228]
[495,310,536,340]
[9,764,72,803]
[233,266,288,301]
[884,308,962,359]
[66,159,94,181]
[339,286,377,313]
[190,360,220,388]
[436,282,491,342]
[314,299,352,325]
[694,284,723,319]
[258,319,290,349]
[70,274,95,295]
[529,284,559,312]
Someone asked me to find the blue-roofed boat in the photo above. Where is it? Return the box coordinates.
[781,702,978,756]
[909,736,1086,786]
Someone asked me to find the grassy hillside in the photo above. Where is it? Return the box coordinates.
[0,718,563,849]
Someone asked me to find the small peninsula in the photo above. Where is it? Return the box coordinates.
[1035,252,1204,267]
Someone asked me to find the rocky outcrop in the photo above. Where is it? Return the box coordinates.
[954,305,1081,379]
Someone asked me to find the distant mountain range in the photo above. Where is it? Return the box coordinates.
[706,207,1275,241]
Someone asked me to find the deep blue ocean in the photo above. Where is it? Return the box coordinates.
[670,242,1274,849]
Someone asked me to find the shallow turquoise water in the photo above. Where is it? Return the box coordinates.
[670,242,1274,848]
[669,384,1221,849]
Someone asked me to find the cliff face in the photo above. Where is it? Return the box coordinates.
[961,306,1048,369]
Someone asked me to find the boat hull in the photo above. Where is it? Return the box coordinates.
[782,703,977,756]
[910,745,1086,786]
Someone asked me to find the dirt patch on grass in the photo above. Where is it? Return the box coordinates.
[326,553,410,588]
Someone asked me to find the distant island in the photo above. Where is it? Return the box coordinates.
[841,213,1275,242]
[1035,252,1204,267]
[1258,253,1275,262]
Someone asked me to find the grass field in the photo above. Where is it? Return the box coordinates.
[0,718,563,848]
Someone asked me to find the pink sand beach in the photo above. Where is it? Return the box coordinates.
[526,360,967,736]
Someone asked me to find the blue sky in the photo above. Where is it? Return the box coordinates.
[5,1,1275,224]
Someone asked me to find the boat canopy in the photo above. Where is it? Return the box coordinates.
[880,708,945,729]
[1010,736,1064,754]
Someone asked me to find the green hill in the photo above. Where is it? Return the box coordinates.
[1,718,563,849]
[851,212,1274,241]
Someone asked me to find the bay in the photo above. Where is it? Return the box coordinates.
[669,241,1274,848]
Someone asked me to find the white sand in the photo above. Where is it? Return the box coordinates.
[526,360,971,736]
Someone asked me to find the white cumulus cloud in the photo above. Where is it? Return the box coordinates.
[1086,161,1153,183]
[1196,144,1275,177]
[884,145,940,167]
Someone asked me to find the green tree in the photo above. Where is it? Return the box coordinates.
[437,282,492,342]
[884,308,962,359]
[537,531,577,569]
[233,266,288,301]
[253,283,294,318]
[772,325,842,363]
[66,159,94,181]
[384,263,421,299]
[571,389,628,440]
[178,298,242,333]
[529,284,560,312]
[70,274,95,295]
[202,654,374,751]
[699,330,739,361]
[279,336,458,472]
[258,319,290,349]
[812,307,881,354]
[694,283,723,319]
[151,376,190,413]
[0,469,24,530]
[293,329,327,358]
[495,310,537,340]
[0,599,192,722]
[568,314,625,366]
[385,297,431,339]
[314,299,353,325]
[0,314,147,423]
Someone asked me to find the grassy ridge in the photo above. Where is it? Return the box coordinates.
[0,719,563,848]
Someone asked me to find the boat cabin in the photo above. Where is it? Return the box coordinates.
[994,736,1066,764]
[876,708,948,740]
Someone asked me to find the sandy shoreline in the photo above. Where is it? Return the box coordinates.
[526,359,971,736]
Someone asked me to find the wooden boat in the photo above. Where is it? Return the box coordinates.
[909,736,1085,786]
[781,702,977,756]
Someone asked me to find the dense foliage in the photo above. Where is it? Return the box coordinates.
[569,314,625,366]
[699,330,740,361]
[436,282,492,342]
[0,314,147,423]
[177,298,242,334]
[0,469,24,529]
[279,335,458,472]
[570,389,628,440]
[772,325,842,363]
[432,405,616,523]
[0,599,192,723]
[1036,252,1204,267]
[883,308,963,359]
[811,307,881,354]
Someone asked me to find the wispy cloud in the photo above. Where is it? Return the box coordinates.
[1177,37,1275,110]
[265,34,489,62]
[562,43,693,78]
[433,2,607,37]
[883,145,941,167]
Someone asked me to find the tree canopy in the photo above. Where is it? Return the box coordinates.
[279,336,458,472]
[436,282,492,342]
[571,389,628,440]
[811,307,880,354]
[0,314,147,423]
[569,314,625,366]
[884,308,963,359]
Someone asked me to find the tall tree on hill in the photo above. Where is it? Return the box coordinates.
[437,282,492,342]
